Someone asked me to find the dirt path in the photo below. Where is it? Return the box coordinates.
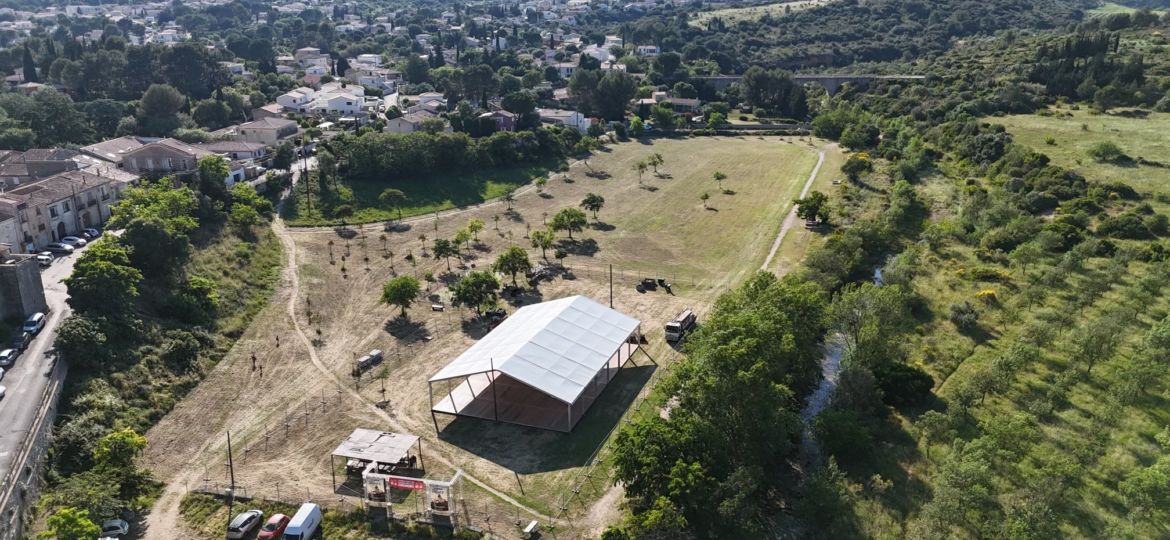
[761,145,828,270]
[143,189,554,540]
[268,217,554,522]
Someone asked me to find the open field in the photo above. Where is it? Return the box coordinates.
[689,0,832,28]
[142,136,837,538]
[1088,1,1166,16]
[766,143,844,276]
[282,161,555,227]
[993,108,1170,201]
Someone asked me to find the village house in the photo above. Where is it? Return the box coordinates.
[236,117,300,145]
[79,136,146,168]
[537,108,590,133]
[198,141,268,161]
[479,110,516,132]
[384,110,449,134]
[122,139,246,185]
[0,168,136,250]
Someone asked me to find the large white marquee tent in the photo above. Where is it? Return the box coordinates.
[428,295,644,432]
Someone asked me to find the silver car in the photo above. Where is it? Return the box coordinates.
[0,349,16,367]
[227,509,263,539]
[60,236,88,247]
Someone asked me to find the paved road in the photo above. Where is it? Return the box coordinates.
[0,245,81,487]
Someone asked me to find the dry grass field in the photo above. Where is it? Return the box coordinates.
[142,136,838,538]
[689,0,833,28]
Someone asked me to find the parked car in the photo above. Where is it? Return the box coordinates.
[0,367,5,381]
[82,228,102,239]
[0,349,16,367]
[35,253,52,267]
[0,385,6,400]
[45,243,74,255]
[23,312,45,334]
[258,514,290,540]
[99,518,129,538]
[60,236,87,247]
[227,509,264,539]
[11,332,30,351]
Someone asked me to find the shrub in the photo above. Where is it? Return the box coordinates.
[965,266,1012,282]
[976,289,998,304]
[1045,136,1056,145]
[873,362,934,406]
[1145,214,1170,236]
[1098,212,1152,239]
[1086,141,1127,163]
[813,410,873,466]
[949,301,979,330]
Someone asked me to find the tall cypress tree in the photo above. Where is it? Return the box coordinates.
[22,44,37,82]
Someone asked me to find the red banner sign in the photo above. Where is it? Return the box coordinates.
[387,476,426,491]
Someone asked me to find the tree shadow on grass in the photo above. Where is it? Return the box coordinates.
[436,363,656,473]
[557,238,599,256]
[384,222,413,233]
[502,285,544,307]
[958,323,997,345]
[438,271,462,285]
[538,192,554,199]
[590,221,616,232]
[586,170,612,180]
[459,318,491,339]
[638,184,659,192]
[335,226,358,239]
[384,317,430,344]
[504,209,525,222]
[705,206,720,212]
[654,173,673,180]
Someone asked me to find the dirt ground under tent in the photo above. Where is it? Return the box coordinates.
[141,136,841,539]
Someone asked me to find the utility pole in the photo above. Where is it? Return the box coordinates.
[609,264,613,308]
[226,431,236,490]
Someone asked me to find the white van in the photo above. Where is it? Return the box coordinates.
[281,503,321,540]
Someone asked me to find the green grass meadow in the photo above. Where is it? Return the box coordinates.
[283,161,559,227]
[993,108,1170,199]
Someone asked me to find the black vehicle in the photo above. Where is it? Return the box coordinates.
[11,332,30,351]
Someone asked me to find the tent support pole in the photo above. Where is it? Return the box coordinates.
[330,454,336,491]
[638,344,657,366]
[428,381,440,434]
[490,359,499,422]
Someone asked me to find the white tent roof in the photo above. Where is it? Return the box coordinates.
[429,295,640,404]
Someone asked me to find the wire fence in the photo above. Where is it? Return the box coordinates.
[546,351,681,529]
[188,480,562,540]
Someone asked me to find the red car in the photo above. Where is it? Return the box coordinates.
[258,514,290,540]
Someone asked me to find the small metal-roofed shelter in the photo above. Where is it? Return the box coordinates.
[329,428,424,493]
[428,295,648,432]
